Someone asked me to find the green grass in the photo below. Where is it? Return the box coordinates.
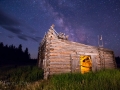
[1,68,120,90]
[37,69,120,90]
[0,66,43,82]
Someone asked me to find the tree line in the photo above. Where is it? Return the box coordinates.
[115,56,120,68]
[0,42,36,65]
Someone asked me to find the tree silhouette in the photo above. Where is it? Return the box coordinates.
[24,48,30,61]
[0,42,34,65]
[18,44,22,52]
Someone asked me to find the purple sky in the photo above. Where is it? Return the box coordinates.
[0,0,120,58]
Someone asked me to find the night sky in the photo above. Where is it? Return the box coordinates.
[0,0,120,58]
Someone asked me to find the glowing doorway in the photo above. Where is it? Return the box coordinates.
[80,55,92,74]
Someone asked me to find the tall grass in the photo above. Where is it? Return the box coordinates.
[0,66,43,82]
[1,69,120,90]
[37,69,120,90]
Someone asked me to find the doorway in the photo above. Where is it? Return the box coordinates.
[80,55,92,74]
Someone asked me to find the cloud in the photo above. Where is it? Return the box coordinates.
[0,9,40,42]
[8,35,14,38]
[27,36,42,42]
[0,9,36,36]
[17,34,42,42]
[0,9,23,35]
[18,35,28,41]
[0,9,20,26]
[2,25,22,34]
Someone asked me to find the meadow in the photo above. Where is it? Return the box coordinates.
[0,66,120,90]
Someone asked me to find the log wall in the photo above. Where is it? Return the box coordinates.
[38,27,116,79]
[48,38,116,75]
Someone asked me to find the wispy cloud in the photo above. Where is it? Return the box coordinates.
[2,25,22,34]
[0,9,20,26]
[18,35,28,41]
[17,34,42,42]
[8,35,14,38]
[0,9,41,42]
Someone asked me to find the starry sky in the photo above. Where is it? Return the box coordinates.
[0,0,120,58]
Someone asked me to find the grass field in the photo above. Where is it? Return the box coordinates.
[36,69,120,90]
[0,66,120,90]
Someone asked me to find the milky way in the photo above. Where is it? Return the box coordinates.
[0,0,120,58]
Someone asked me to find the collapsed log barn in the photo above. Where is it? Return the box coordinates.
[38,25,116,79]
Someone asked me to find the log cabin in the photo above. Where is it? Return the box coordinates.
[38,25,116,79]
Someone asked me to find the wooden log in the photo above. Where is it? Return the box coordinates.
[104,54,114,57]
[50,68,71,72]
[49,53,71,56]
[50,42,70,45]
[50,51,74,54]
[105,62,114,64]
[51,46,97,52]
[104,52,113,54]
[104,59,114,61]
[49,59,71,62]
[49,67,70,69]
[49,71,70,75]
[105,64,115,66]
[50,42,88,48]
[85,53,99,55]
[76,52,85,55]
[49,65,70,68]
[49,62,70,65]
[104,56,113,59]
[105,66,115,68]
[49,58,70,61]
[104,54,113,57]
[49,56,70,59]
